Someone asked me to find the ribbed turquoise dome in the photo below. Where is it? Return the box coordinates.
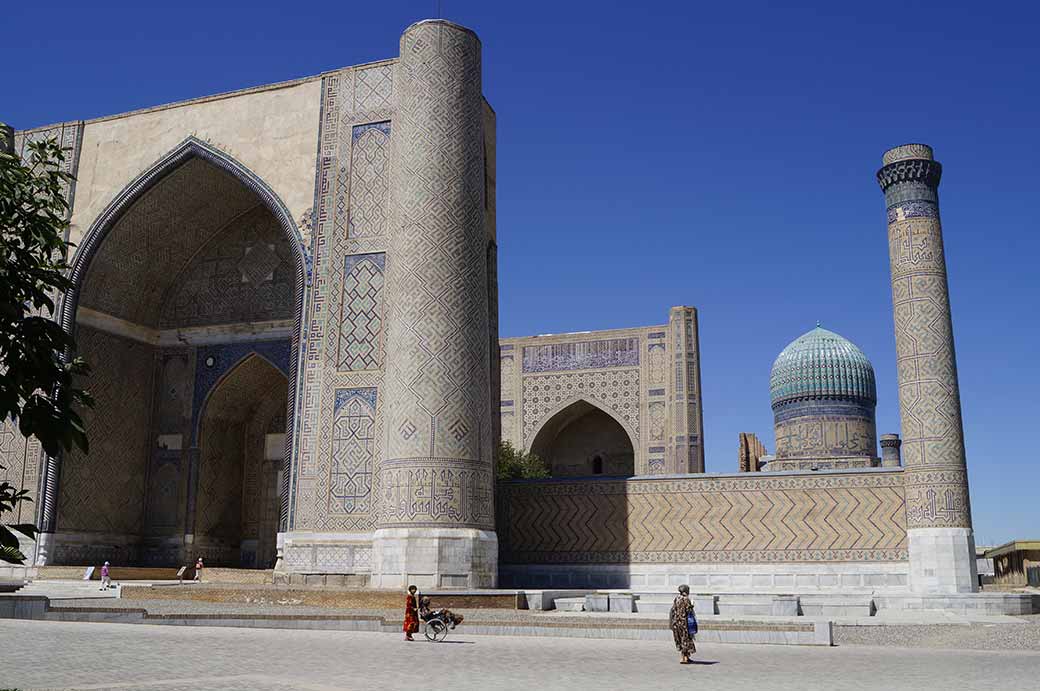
[770,326,876,409]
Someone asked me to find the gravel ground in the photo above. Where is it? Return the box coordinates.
[835,618,1040,651]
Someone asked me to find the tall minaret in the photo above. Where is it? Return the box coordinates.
[877,144,977,593]
[372,20,497,589]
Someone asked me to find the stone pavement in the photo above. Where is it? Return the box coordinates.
[4,619,1039,691]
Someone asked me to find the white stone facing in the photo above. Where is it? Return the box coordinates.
[908,527,978,593]
[370,528,497,589]
[500,561,911,592]
[280,532,373,575]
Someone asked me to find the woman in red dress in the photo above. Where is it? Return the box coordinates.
[403,585,419,641]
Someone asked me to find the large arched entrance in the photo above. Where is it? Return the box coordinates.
[529,400,635,477]
[43,140,305,567]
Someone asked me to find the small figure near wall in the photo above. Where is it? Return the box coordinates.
[419,595,465,629]
[194,557,204,583]
[669,584,697,664]
[99,561,111,591]
[403,584,419,641]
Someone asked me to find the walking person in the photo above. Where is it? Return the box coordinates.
[669,584,697,664]
[99,561,111,591]
[403,585,419,641]
[193,557,204,583]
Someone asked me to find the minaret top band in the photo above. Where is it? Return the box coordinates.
[877,144,942,193]
[882,143,934,165]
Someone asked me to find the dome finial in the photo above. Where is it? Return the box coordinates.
[816,320,821,328]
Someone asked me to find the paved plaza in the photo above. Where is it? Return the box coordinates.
[3,619,1038,691]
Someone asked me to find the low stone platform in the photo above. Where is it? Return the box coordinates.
[36,566,274,584]
[0,595,833,646]
[120,583,522,610]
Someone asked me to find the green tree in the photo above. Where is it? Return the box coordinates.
[0,124,92,564]
[495,441,550,480]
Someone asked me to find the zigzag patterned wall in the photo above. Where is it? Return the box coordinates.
[498,471,908,564]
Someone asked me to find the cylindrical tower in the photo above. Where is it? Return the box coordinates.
[372,20,497,589]
[877,144,976,593]
[880,433,902,467]
[769,326,878,467]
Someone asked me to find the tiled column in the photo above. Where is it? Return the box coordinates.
[371,20,497,588]
[880,434,902,468]
[877,144,977,593]
[668,307,704,473]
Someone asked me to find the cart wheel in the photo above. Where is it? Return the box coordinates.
[424,619,447,642]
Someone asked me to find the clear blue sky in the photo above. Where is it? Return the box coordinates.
[6,1,1038,543]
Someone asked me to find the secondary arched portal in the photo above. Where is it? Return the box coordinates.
[52,152,300,567]
[196,355,287,568]
[529,400,635,477]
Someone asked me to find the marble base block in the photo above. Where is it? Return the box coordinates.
[370,528,497,589]
[908,527,978,594]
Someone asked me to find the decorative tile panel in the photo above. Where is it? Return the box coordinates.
[498,471,908,564]
[337,253,385,371]
[522,369,639,448]
[330,388,377,514]
[347,123,391,238]
[522,338,639,373]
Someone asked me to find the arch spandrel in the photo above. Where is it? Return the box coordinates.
[524,395,638,456]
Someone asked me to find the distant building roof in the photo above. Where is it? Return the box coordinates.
[983,540,1040,559]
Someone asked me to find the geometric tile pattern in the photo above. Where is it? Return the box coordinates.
[337,254,385,371]
[879,152,971,530]
[521,368,639,451]
[347,123,391,238]
[78,158,264,327]
[0,419,39,526]
[377,22,494,529]
[9,123,83,526]
[330,388,377,514]
[13,121,83,226]
[668,307,704,473]
[56,326,153,535]
[498,471,908,564]
[647,342,666,386]
[293,60,394,532]
[159,205,295,329]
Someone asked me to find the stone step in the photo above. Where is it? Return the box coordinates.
[554,597,585,612]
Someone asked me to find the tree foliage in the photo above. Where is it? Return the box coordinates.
[496,441,550,480]
[0,124,93,564]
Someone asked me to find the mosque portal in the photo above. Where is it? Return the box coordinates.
[48,146,304,568]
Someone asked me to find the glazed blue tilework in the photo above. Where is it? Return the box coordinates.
[522,338,639,373]
[648,458,665,472]
[331,387,377,514]
[887,200,939,222]
[648,388,665,397]
[351,121,391,140]
[344,251,385,273]
[648,446,666,454]
[774,399,874,424]
[335,386,377,413]
[500,400,514,407]
[647,331,666,339]
[770,327,876,408]
[191,339,292,442]
[499,344,514,351]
